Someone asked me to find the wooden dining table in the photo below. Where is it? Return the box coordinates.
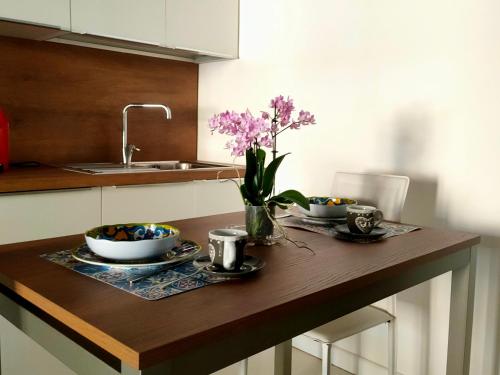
[0,212,479,375]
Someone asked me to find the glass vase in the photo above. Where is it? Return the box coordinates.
[245,205,275,245]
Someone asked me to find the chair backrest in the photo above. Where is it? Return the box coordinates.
[331,172,410,222]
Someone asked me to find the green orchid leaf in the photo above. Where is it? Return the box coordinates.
[255,148,266,192]
[244,149,257,197]
[267,198,291,210]
[267,200,288,210]
[253,173,261,197]
[255,195,265,206]
[274,189,310,210]
[240,183,250,202]
[268,195,292,204]
[240,183,257,206]
[261,153,290,198]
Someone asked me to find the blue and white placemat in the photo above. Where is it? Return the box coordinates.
[41,249,224,301]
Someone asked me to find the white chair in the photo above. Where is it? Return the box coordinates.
[331,172,409,222]
[302,172,410,375]
[238,172,409,375]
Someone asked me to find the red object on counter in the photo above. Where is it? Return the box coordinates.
[0,108,9,171]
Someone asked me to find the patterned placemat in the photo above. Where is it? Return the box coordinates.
[278,216,420,243]
[41,249,225,301]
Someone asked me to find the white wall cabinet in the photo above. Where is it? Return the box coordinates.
[70,0,166,46]
[0,187,101,245]
[0,0,70,30]
[165,0,239,58]
[0,0,238,61]
[71,0,239,58]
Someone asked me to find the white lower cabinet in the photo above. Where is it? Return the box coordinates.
[0,316,76,375]
[193,180,242,217]
[0,180,242,246]
[101,180,242,225]
[0,179,242,375]
[101,182,196,224]
[0,187,101,245]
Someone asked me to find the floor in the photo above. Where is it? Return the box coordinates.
[214,347,352,375]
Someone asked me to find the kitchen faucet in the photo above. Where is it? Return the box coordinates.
[122,104,172,166]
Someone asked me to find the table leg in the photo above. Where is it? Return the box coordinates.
[121,362,171,375]
[274,339,292,375]
[446,247,476,375]
[0,325,2,375]
[0,292,118,375]
[238,359,248,375]
[0,295,4,375]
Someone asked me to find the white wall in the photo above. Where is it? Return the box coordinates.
[198,1,500,374]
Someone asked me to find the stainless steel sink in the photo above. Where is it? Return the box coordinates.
[134,161,223,170]
[64,161,234,174]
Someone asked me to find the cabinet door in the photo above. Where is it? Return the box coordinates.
[71,0,166,45]
[193,180,242,217]
[0,317,76,375]
[165,0,239,58]
[0,0,70,30]
[0,188,101,245]
[102,183,196,225]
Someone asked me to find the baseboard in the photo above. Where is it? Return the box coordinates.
[292,335,402,375]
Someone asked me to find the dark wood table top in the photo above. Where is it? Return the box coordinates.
[0,164,244,193]
[0,213,480,370]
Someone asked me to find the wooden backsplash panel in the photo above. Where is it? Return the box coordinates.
[0,36,198,164]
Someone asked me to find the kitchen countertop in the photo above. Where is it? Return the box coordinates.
[0,163,245,194]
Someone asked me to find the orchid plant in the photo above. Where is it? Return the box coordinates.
[209,95,315,211]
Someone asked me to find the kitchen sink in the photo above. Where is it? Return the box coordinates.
[64,161,235,174]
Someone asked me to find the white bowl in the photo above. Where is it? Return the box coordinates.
[84,223,179,260]
[299,197,357,218]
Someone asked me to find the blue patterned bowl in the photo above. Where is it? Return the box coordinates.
[299,197,357,218]
[85,223,180,260]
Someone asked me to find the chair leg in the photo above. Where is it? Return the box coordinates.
[387,319,396,375]
[238,358,248,375]
[321,342,332,375]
